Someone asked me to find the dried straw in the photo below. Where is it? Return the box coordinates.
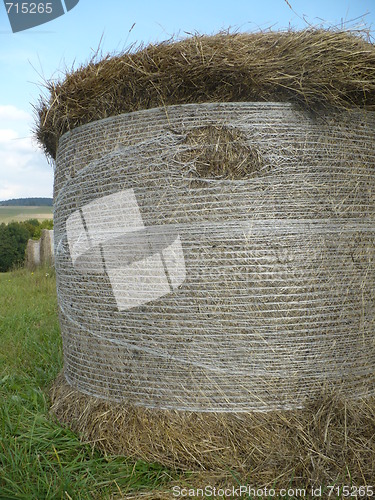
[36,29,375,159]
[50,372,375,487]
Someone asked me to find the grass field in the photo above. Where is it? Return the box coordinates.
[0,206,53,223]
[0,267,179,500]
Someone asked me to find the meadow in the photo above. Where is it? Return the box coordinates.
[0,206,53,224]
[0,267,177,499]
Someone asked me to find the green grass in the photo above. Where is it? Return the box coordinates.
[0,268,175,499]
[0,206,53,224]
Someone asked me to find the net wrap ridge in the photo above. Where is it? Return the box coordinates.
[54,102,375,411]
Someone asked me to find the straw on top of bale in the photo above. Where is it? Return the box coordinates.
[36,28,375,159]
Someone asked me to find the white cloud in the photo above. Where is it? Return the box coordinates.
[0,129,19,143]
[0,105,53,201]
[0,105,31,122]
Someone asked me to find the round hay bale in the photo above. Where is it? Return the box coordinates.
[38,30,375,483]
[25,238,41,270]
[40,228,54,266]
[54,102,375,411]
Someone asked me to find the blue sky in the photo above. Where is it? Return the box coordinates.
[0,0,374,201]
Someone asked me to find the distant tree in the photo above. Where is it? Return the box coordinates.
[0,222,31,272]
[0,223,16,272]
[31,219,53,240]
[0,219,54,272]
[20,219,40,238]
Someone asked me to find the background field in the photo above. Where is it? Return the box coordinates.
[0,206,53,223]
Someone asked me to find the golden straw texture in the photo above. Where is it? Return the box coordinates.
[50,372,375,486]
[36,29,375,159]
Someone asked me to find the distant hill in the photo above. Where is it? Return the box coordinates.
[0,198,53,207]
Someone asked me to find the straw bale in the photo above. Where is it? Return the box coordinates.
[53,102,375,412]
[25,238,41,270]
[36,29,375,159]
[50,372,375,486]
[25,230,54,270]
[40,229,54,266]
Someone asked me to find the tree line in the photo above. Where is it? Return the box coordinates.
[0,219,53,272]
[0,198,53,207]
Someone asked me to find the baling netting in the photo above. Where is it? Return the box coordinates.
[54,102,375,412]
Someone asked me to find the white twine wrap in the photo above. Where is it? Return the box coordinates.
[54,102,375,411]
